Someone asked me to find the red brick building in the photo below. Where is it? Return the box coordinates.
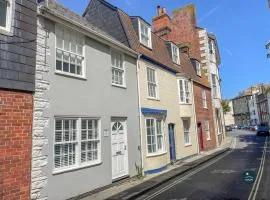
[0,0,36,199]
[152,4,217,151]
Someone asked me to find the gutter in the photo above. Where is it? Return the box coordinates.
[136,55,144,175]
[39,6,139,58]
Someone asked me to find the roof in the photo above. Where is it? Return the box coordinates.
[39,0,138,57]
[177,54,210,88]
[118,10,180,73]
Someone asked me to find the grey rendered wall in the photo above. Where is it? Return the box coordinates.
[36,18,141,200]
[0,0,36,91]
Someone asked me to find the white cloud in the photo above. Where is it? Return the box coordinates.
[198,4,221,23]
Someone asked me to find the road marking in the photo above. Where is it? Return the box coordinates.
[144,137,238,200]
[248,136,268,200]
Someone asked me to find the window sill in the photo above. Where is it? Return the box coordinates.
[0,28,13,36]
[112,83,127,89]
[179,102,192,105]
[140,42,152,50]
[207,138,211,141]
[52,160,102,175]
[55,71,87,80]
[203,107,208,110]
[146,151,167,158]
[147,97,160,101]
[184,143,192,147]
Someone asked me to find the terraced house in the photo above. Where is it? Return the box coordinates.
[84,0,204,174]
[32,0,141,199]
[0,0,37,199]
[152,4,217,151]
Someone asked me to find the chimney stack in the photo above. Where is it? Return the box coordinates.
[157,5,167,16]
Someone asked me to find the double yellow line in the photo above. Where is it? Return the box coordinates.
[248,136,269,200]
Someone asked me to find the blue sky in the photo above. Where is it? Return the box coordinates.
[59,0,270,99]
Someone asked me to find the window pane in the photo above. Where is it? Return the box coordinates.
[0,1,7,28]
[63,52,69,72]
[64,31,70,51]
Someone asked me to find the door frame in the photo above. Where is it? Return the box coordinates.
[197,122,204,152]
[111,118,129,180]
[168,123,176,161]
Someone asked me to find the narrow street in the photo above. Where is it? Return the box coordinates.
[136,130,269,200]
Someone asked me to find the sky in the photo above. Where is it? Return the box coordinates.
[59,0,270,99]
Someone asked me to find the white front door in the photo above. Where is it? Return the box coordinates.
[111,120,128,180]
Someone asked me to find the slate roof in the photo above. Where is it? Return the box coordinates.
[40,0,128,49]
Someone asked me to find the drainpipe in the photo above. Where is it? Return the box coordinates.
[191,79,200,155]
[136,54,144,175]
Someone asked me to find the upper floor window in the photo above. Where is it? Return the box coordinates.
[178,79,190,104]
[171,43,180,65]
[147,67,158,99]
[211,74,217,98]
[202,89,207,108]
[111,50,125,87]
[55,25,84,77]
[0,0,13,34]
[209,40,215,55]
[195,60,201,76]
[139,20,152,49]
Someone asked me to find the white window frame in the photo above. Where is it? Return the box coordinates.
[111,49,126,87]
[204,120,211,140]
[195,60,202,76]
[53,117,101,174]
[145,117,165,156]
[55,25,85,79]
[183,118,191,146]
[202,89,207,109]
[178,79,191,104]
[211,74,217,98]
[147,66,159,100]
[0,0,14,35]
[171,43,180,65]
[138,19,152,49]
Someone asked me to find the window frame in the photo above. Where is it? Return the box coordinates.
[110,49,126,88]
[183,118,191,146]
[145,117,165,156]
[138,19,152,49]
[53,117,102,174]
[204,120,211,140]
[211,74,217,98]
[202,89,207,109]
[0,0,14,35]
[55,25,85,79]
[146,66,159,100]
[171,43,180,65]
[178,79,191,104]
[195,61,202,76]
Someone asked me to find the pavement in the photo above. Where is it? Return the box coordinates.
[74,132,234,200]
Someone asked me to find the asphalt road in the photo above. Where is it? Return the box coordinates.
[137,130,269,200]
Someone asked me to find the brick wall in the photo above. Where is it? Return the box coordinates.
[0,90,33,200]
[193,83,216,150]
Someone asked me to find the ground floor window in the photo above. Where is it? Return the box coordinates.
[54,118,101,172]
[183,118,191,145]
[204,120,211,140]
[146,118,164,155]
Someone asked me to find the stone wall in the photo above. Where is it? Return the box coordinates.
[31,16,49,200]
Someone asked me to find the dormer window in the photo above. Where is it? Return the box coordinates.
[171,43,180,65]
[139,19,152,49]
[195,60,201,76]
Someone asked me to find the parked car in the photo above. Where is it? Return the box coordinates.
[225,126,233,132]
[257,124,270,136]
[250,125,258,131]
[232,125,238,129]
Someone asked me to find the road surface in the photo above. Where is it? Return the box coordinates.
[137,130,269,200]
